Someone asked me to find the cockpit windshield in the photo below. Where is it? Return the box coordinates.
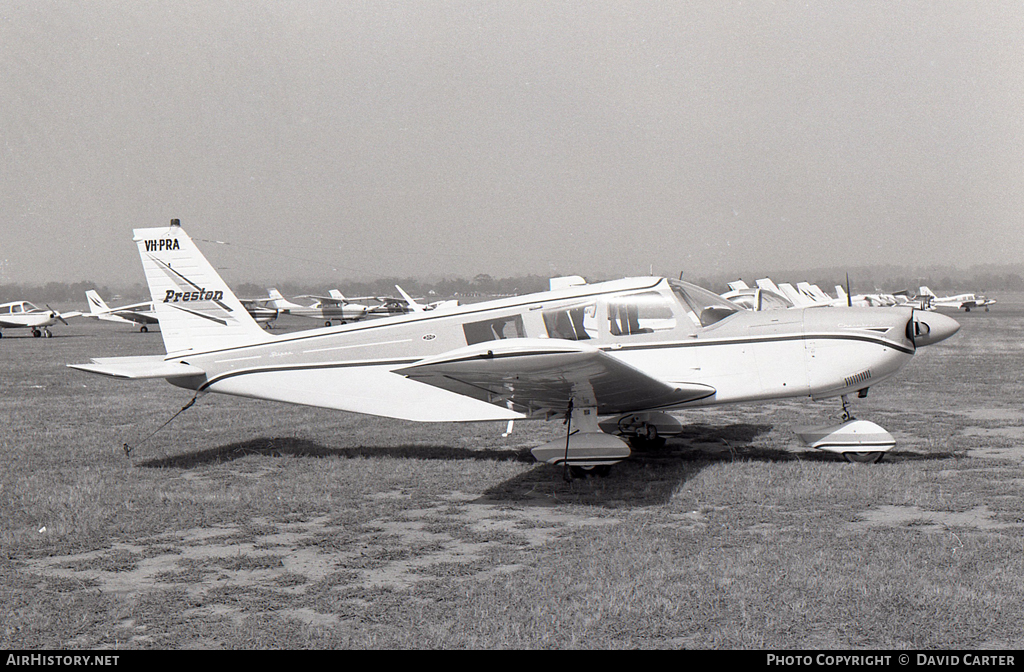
[668,279,741,327]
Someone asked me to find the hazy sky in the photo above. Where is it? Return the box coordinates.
[2,1,1022,286]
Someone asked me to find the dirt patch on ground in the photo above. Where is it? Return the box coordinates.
[22,491,619,634]
[847,504,1020,532]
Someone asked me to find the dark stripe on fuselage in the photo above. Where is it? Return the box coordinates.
[194,331,912,392]
[609,332,915,356]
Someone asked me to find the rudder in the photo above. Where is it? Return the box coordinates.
[134,219,272,355]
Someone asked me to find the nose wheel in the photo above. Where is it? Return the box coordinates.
[795,395,894,464]
[842,451,884,464]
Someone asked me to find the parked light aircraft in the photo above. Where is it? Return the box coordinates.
[719,280,792,311]
[0,301,80,338]
[265,288,370,326]
[70,220,961,472]
[85,290,158,332]
[743,279,932,311]
[919,287,995,312]
[236,298,280,327]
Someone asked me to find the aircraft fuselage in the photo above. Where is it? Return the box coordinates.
[163,278,931,422]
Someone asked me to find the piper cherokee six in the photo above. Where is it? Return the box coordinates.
[70,220,960,475]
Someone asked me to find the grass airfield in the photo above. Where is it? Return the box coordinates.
[2,300,1023,649]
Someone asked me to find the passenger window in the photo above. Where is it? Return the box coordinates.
[463,314,526,345]
[607,292,676,336]
[543,304,596,341]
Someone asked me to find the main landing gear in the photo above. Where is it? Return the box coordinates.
[530,409,685,479]
[530,404,631,480]
[31,328,52,338]
[795,394,895,464]
[598,412,683,450]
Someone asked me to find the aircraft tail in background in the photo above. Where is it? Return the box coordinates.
[85,290,112,315]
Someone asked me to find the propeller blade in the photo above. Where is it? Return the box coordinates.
[46,305,68,325]
[845,273,852,307]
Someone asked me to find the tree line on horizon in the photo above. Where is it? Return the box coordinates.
[4,268,1023,305]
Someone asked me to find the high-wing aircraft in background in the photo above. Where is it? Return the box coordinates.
[0,301,80,338]
[264,288,371,326]
[70,220,961,473]
[919,287,995,312]
[85,290,159,332]
[236,297,280,328]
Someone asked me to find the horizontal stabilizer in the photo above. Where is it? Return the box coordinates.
[68,356,205,380]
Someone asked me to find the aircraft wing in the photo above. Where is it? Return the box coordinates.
[86,312,136,325]
[67,356,204,380]
[112,309,157,324]
[395,338,715,416]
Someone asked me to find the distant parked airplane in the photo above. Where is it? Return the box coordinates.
[0,301,80,338]
[85,290,158,332]
[265,288,370,326]
[919,287,995,312]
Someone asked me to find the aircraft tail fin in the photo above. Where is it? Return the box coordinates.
[85,290,111,315]
[328,289,345,300]
[755,278,783,296]
[395,285,424,312]
[133,220,273,355]
[919,286,936,298]
[267,288,306,310]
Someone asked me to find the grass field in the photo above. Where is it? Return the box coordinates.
[2,300,1023,649]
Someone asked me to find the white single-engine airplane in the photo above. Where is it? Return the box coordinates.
[919,287,995,312]
[266,288,371,326]
[0,301,80,338]
[85,290,159,332]
[71,221,961,473]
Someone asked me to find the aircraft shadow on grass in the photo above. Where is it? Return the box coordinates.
[138,437,532,469]
[138,423,953,507]
[138,423,776,469]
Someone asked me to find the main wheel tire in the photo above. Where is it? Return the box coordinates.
[568,465,612,479]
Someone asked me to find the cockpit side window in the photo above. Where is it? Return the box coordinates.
[606,291,677,336]
[543,303,596,341]
[463,314,526,345]
[669,279,740,327]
